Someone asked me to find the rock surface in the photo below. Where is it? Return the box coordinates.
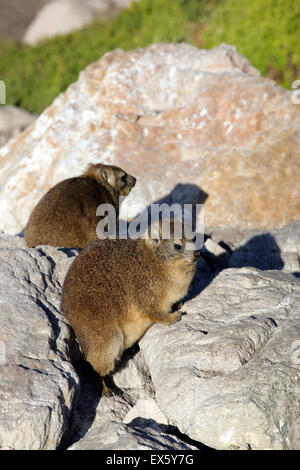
[229,220,300,272]
[0,234,79,450]
[0,222,299,449]
[140,266,300,450]
[123,398,169,425]
[69,420,197,450]
[23,0,136,45]
[0,105,36,148]
[69,347,155,445]
[0,43,299,234]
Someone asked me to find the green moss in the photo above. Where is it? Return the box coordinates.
[202,0,300,88]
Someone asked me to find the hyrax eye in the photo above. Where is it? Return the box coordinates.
[174,244,183,251]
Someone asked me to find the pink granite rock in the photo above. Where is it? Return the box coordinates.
[0,43,299,234]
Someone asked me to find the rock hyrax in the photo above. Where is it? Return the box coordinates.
[24,163,136,248]
[61,218,200,394]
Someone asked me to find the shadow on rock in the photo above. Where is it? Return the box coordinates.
[185,232,285,303]
[126,182,211,303]
[128,417,215,451]
[65,341,101,446]
[229,233,284,270]
[66,340,142,447]
[119,183,208,236]
[148,183,208,233]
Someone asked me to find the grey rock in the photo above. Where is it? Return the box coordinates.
[139,267,300,449]
[69,347,155,445]
[69,382,133,445]
[229,221,300,272]
[113,347,155,400]
[123,398,169,426]
[0,234,79,449]
[68,420,197,450]
[1,43,299,234]
[2,226,300,450]
[0,106,36,148]
[204,225,257,252]
[23,0,136,45]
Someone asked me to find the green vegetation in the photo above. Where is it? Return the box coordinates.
[0,0,187,113]
[203,0,300,88]
[0,0,299,114]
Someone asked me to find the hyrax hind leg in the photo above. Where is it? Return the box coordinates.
[100,376,113,397]
[86,327,124,396]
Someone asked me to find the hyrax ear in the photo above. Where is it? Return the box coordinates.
[145,220,162,246]
[101,168,116,187]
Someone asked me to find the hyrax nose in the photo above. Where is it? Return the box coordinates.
[129,175,136,187]
[193,250,201,260]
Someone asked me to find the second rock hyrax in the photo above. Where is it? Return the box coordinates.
[24,163,136,248]
[61,218,200,394]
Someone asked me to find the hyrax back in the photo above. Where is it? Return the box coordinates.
[61,219,200,392]
[24,163,136,248]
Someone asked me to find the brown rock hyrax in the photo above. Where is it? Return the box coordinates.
[61,218,200,394]
[24,163,136,248]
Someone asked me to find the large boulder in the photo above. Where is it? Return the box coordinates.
[68,420,197,450]
[69,347,156,445]
[0,234,79,449]
[0,43,299,234]
[139,266,300,450]
[0,223,299,450]
[68,222,300,451]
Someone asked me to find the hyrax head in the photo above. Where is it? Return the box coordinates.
[85,163,136,196]
[146,217,200,268]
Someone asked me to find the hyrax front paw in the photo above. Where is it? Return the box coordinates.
[171,300,184,312]
[165,310,182,325]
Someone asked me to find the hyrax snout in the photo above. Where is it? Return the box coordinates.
[24,163,136,248]
[61,218,200,394]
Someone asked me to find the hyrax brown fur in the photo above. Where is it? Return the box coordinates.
[61,218,200,394]
[24,163,136,248]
